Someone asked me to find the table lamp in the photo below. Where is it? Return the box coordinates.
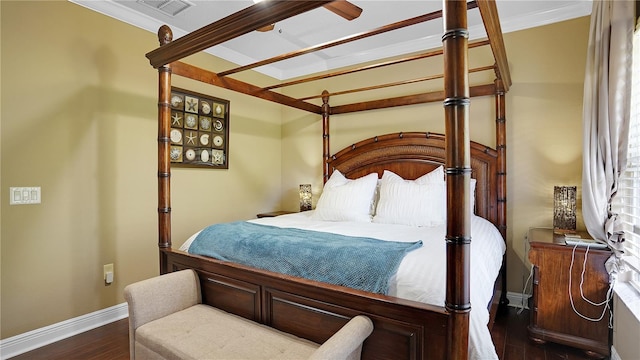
[299,184,312,212]
[553,186,576,233]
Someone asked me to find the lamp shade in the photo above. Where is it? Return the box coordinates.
[553,186,576,233]
[299,184,312,212]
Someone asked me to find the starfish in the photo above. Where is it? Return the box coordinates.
[213,151,223,163]
[186,98,197,112]
[186,131,197,145]
[171,113,182,126]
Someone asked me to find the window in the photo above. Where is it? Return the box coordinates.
[613,19,640,293]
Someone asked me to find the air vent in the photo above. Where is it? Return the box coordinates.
[137,0,192,17]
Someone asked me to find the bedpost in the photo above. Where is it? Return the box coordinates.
[495,78,509,307]
[322,90,330,184]
[157,25,173,275]
[442,1,471,359]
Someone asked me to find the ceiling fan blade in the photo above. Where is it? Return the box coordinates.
[256,24,275,32]
[255,0,361,31]
[323,0,362,21]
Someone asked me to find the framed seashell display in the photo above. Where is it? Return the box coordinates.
[169,87,229,169]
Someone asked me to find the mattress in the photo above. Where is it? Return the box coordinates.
[180,211,506,360]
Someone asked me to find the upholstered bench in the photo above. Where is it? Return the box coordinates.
[124,269,374,360]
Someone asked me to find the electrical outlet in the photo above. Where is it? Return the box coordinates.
[103,263,114,285]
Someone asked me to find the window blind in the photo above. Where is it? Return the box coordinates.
[613,20,640,293]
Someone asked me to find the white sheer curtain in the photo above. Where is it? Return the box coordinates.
[582,0,634,260]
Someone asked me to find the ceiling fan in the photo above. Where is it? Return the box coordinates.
[256,0,363,32]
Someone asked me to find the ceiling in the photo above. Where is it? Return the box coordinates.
[70,0,592,80]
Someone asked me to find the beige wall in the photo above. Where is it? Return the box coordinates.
[503,16,589,293]
[1,0,591,340]
[0,1,283,338]
[280,16,591,296]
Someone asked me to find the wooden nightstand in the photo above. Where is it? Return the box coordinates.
[256,211,295,218]
[527,227,612,358]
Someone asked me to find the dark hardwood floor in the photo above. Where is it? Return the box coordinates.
[491,308,596,360]
[11,307,594,360]
[10,318,129,360]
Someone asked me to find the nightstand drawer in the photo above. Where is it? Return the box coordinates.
[527,227,611,358]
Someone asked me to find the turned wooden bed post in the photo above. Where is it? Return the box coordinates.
[478,0,512,310]
[442,1,470,359]
[322,90,330,184]
[495,78,509,306]
[157,25,173,274]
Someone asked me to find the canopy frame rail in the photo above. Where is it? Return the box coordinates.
[477,0,512,91]
[147,1,511,117]
[146,1,334,69]
[171,59,498,115]
[263,39,491,92]
[216,1,479,78]
[299,65,496,102]
[171,61,322,114]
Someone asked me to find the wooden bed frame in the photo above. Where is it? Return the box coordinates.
[146,1,511,359]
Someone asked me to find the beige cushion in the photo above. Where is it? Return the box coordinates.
[125,270,373,360]
[136,304,319,360]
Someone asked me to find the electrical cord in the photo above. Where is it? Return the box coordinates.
[517,231,534,314]
[568,242,613,326]
[518,265,534,315]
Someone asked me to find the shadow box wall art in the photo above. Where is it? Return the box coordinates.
[169,87,230,169]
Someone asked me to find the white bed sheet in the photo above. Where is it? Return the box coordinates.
[179,211,505,360]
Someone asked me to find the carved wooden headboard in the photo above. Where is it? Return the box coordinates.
[327,132,499,228]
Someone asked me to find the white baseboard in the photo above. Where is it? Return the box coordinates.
[0,302,128,359]
[506,291,531,310]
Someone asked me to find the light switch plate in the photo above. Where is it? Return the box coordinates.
[10,187,41,205]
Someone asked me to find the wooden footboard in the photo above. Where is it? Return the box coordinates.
[163,249,449,360]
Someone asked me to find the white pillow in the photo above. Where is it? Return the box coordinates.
[414,165,445,184]
[312,170,378,222]
[470,178,477,213]
[373,167,446,227]
[418,165,476,214]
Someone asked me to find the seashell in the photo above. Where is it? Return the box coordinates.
[186,114,197,127]
[170,148,181,160]
[201,150,210,162]
[170,129,182,143]
[171,95,182,107]
[200,117,211,130]
[201,102,211,114]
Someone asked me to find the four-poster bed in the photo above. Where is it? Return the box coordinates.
[146,1,511,359]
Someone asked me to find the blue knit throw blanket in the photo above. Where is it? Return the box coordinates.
[188,221,422,294]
